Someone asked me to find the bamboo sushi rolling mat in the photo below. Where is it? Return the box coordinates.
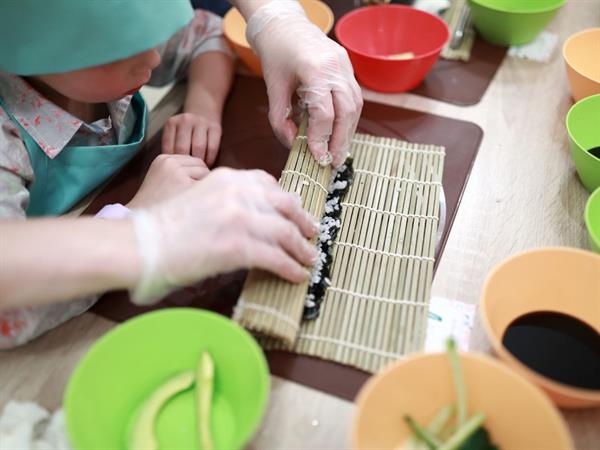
[235,123,445,374]
[441,0,476,62]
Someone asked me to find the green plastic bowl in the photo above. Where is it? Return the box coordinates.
[468,0,566,46]
[64,309,269,450]
[585,188,600,254]
[566,94,600,192]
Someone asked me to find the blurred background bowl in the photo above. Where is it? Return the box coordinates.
[566,93,600,192]
[563,28,600,102]
[65,309,270,450]
[468,0,565,46]
[352,352,573,450]
[585,187,600,254]
[223,0,334,77]
[481,248,600,408]
[335,5,449,93]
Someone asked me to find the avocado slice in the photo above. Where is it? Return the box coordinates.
[197,351,215,450]
[129,370,195,450]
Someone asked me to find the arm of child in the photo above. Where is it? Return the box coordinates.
[147,10,234,166]
[161,51,234,166]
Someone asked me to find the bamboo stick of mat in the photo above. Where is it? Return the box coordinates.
[233,119,332,347]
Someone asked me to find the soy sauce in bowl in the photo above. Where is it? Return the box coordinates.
[502,311,600,391]
[589,146,600,159]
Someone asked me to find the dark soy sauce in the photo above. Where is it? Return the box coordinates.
[589,146,600,159]
[502,311,600,390]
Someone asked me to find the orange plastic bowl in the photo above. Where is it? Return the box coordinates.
[223,0,334,77]
[563,28,600,101]
[352,352,573,450]
[481,247,600,408]
[335,5,449,93]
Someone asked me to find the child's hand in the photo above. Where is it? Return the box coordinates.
[127,154,209,209]
[162,113,222,167]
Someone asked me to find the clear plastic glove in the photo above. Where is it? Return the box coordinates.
[161,113,223,167]
[246,0,363,167]
[126,154,209,209]
[130,168,320,304]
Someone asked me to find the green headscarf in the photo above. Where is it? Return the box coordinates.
[0,0,194,75]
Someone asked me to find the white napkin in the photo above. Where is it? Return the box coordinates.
[425,297,476,352]
[413,0,452,16]
[0,402,71,450]
[508,32,559,63]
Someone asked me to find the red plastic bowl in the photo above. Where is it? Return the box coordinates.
[335,5,449,93]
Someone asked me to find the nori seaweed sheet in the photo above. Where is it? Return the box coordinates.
[303,158,354,320]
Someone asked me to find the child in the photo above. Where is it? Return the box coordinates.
[0,0,360,349]
[0,0,235,347]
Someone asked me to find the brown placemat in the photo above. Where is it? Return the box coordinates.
[324,0,507,106]
[88,75,482,401]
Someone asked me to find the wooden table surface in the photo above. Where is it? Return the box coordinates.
[1,2,599,449]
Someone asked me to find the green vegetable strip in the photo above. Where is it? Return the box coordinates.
[438,413,486,450]
[406,405,456,450]
[197,352,215,450]
[405,435,429,450]
[129,371,195,450]
[404,416,442,450]
[446,338,467,427]
[427,404,455,435]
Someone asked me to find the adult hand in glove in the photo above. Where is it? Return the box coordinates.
[236,0,363,167]
[130,168,319,304]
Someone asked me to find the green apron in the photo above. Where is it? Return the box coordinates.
[0,93,147,216]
